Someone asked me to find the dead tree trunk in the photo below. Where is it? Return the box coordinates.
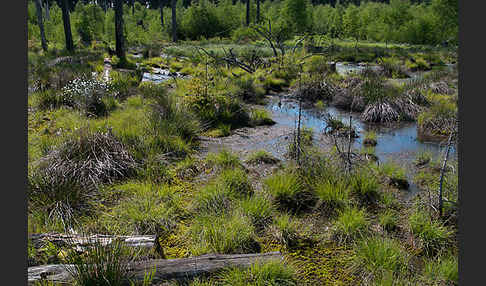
[171,0,177,42]
[61,0,74,52]
[246,0,250,26]
[44,0,50,20]
[28,252,282,285]
[35,0,48,52]
[438,133,453,217]
[256,0,260,23]
[114,0,126,60]
[160,0,164,28]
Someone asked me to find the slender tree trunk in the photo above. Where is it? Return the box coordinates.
[171,0,177,42]
[35,0,48,52]
[160,0,164,28]
[45,0,50,20]
[114,0,126,60]
[256,0,260,23]
[438,133,453,217]
[246,0,250,26]
[60,0,74,52]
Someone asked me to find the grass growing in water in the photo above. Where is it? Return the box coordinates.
[246,150,280,165]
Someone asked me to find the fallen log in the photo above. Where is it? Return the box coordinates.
[28,252,283,285]
[29,233,157,251]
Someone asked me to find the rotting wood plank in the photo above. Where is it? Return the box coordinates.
[28,252,283,285]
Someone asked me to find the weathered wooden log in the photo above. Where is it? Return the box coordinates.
[28,252,282,285]
[29,233,157,251]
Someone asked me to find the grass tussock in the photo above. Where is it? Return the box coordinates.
[246,150,280,165]
[353,237,409,279]
[409,209,453,256]
[313,179,350,215]
[349,169,380,203]
[250,108,276,126]
[332,207,369,244]
[269,214,300,249]
[219,260,297,286]
[99,182,184,235]
[239,195,274,232]
[421,253,458,285]
[205,149,241,170]
[264,171,311,213]
[189,212,260,255]
[217,168,253,197]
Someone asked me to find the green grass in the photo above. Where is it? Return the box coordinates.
[378,210,399,232]
[363,130,378,146]
[98,182,184,235]
[333,207,369,244]
[239,195,274,231]
[270,214,300,249]
[250,108,275,126]
[246,150,280,165]
[409,209,453,256]
[314,179,349,214]
[205,149,241,170]
[264,171,310,213]
[195,183,234,215]
[218,168,253,197]
[414,151,432,167]
[376,162,409,189]
[219,260,297,286]
[422,253,458,285]
[189,212,259,255]
[354,237,409,277]
[64,239,136,286]
[349,169,380,202]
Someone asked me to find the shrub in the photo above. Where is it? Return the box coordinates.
[190,212,259,255]
[354,237,409,276]
[219,261,297,286]
[246,150,280,165]
[239,195,274,231]
[333,207,369,244]
[409,209,453,256]
[264,171,310,213]
[61,75,112,117]
[314,179,349,214]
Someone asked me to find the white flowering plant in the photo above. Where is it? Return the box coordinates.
[61,74,115,117]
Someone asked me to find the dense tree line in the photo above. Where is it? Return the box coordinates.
[28,0,458,52]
